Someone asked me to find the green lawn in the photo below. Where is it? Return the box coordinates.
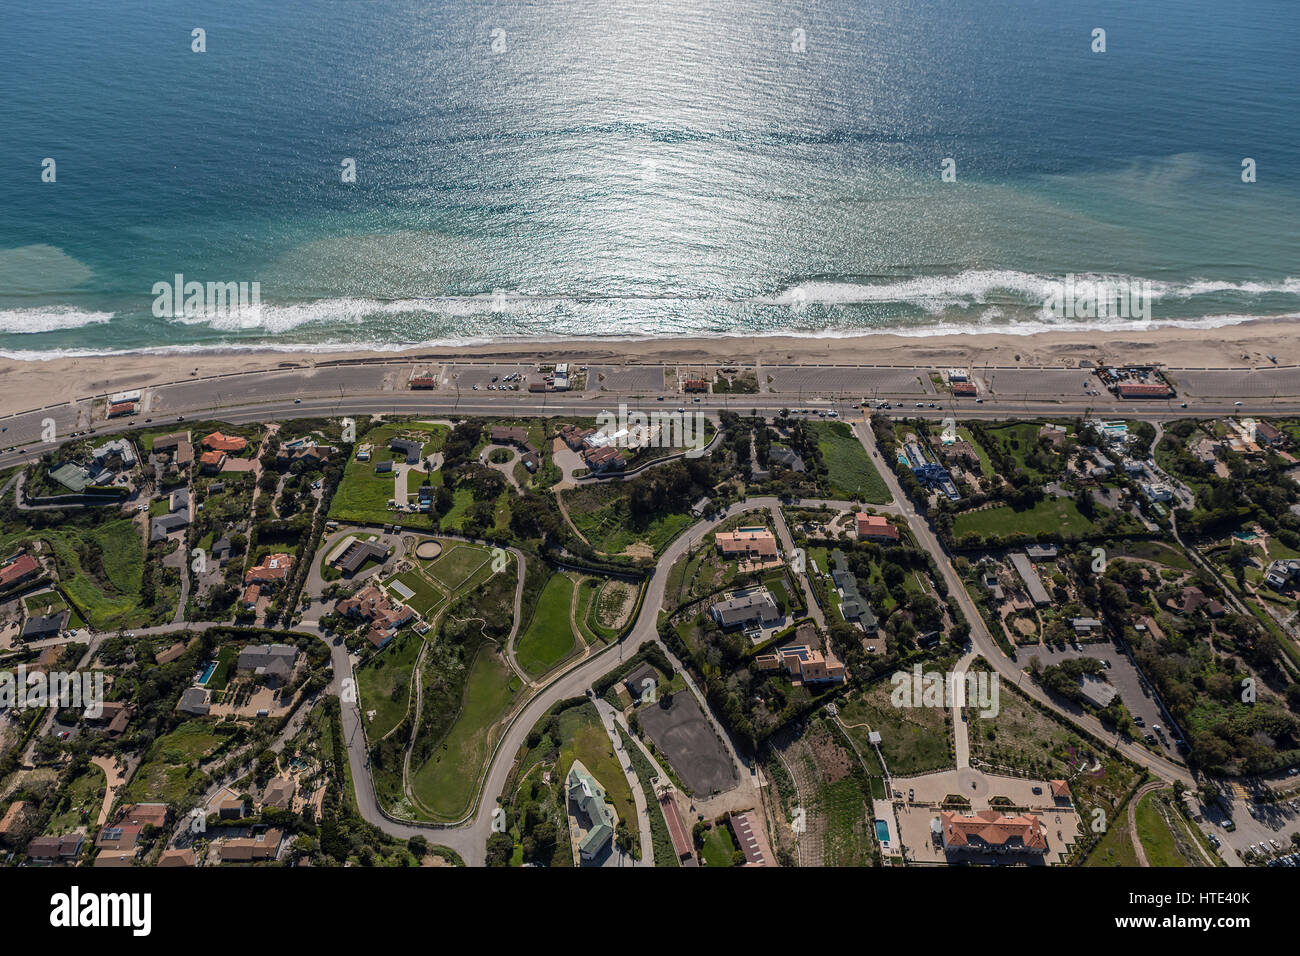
[125,721,223,804]
[0,519,147,629]
[46,763,107,834]
[516,573,577,677]
[808,421,891,503]
[953,497,1095,543]
[701,822,739,867]
[425,543,491,590]
[388,569,444,618]
[1135,790,1195,867]
[410,648,518,821]
[356,630,423,740]
[329,422,448,527]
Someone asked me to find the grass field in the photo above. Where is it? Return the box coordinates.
[329,422,448,526]
[410,648,519,820]
[0,519,147,629]
[1083,812,1141,867]
[701,822,739,866]
[516,573,577,677]
[1135,790,1201,867]
[808,421,890,503]
[838,680,954,776]
[356,630,423,740]
[388,569,444,618]
[125,721,223,804]
[425,543,491,590]
[46,763,107,834]
[953,497,1094,542]
[562,483,693,556]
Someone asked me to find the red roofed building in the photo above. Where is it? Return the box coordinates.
[951,381,978,396]
[939,810,1048,856]
[201,431,249,453]
[242,583,262,608]
[409,376,437,389]
[199,450,227,473]
[107,401,137,418]
[0,553,40,589]
[1117,382,1172,399]
[244,553,293,586]
[683,379,708,393]
[1049,779,1072,804]
[856,513,899,542]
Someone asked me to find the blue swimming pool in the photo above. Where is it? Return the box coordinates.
[197,661,217,685]
[875,819,890,842]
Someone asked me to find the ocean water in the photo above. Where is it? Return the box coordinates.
[1,0,1298,357]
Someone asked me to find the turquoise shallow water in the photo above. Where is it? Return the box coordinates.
[1,0,1297,356]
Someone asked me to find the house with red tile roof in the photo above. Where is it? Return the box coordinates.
[938,810,1048,855]
[201,431,248,453]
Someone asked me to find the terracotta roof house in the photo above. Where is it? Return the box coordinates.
[201,431,248,453]
[244,553,293,585]
[1049,779,1073,803]
[855,513,899,541]
[0,553,40,589]
[199,450,227,472]
[939,810,1048,855]
[715,529,779,559]
[117,803,169,829]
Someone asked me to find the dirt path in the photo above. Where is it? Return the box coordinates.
[91,755,127,826]
[1129,781,1163,867]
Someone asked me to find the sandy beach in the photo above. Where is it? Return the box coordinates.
[0,317,1296,414]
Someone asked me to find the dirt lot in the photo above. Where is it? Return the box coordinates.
[638,692,737,796]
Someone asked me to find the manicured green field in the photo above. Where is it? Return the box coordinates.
[516,573,577,677]
[701,822,739,867]
[389,569,444,618]
[425,543,491,590]
[808,421,890,503]
[953,497,1094,542]
[356,630,423,740]
[329,422,448,526]
[410,649,518,820]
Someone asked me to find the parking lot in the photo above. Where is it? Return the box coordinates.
[1016,642,1179,759]
[767,365,927,396]
[1170,367,1300,399]
[1198,784,1300,862]
[589,365,667,394]
[442,363,534,391]
[637,692,737,796]
[982,368,1097,398]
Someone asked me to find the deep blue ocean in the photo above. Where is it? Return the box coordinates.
[1,0,1297,356]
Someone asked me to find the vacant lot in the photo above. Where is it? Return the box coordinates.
[838,679,954,777]
[356,630,422,740]
[953,497,1094,543]
[516,573,577,677]
[125,721,223,804]
[638,692,737,796]
[809,421,890,503]
[410,648,519,821]
[562,482,692,556]
[425,542,491,590]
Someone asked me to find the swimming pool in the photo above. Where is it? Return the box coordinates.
[875,819,890,842]
[197,661,217,685]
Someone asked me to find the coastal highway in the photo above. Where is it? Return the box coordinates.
[1,358,1297,472]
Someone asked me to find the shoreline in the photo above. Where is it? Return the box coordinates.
[0,316,1298,413]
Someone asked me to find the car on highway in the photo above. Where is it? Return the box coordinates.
[294,398,301,404]
[1234,401,1243,406]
